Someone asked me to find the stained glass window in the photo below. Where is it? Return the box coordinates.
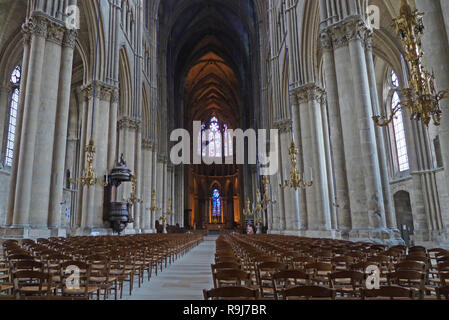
[212,189,221,217]
[5,66,21,167]
[197,117,232,158]
[390,71,409,172]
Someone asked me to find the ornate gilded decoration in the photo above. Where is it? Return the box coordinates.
[373,0,449,127]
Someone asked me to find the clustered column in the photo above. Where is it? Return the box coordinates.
[8,14,77,236]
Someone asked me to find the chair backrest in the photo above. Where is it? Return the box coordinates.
[203,286,258,300]
[282,285,335,300]
[214,269,251,288]
[13,270,51,296]
[14,261,44,272]
[60,261,91,296]
[395,260,426,272]
[211,262,241,274]
[329,271,364,287]
[272,270,310,299]
[388,270,425,294]
[362,286,413,300]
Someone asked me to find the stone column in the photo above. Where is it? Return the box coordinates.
[29,23,64,227]
[276,120,298,232]
[296,85,331,232]
[365,32,396,230]
[79,83,112,230]
[142,140,153,231]
[347,20,386,231]
[12,16,48,227]
[48,29,77,230]
[319,29,351,233]
[107,90,119,169]
[416,0,449,219]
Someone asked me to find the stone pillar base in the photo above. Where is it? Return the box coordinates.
[0,226,53,240]
[279,229,342,239]
[142,229,155,234]
[71,227,114,236]
[412,230,449,249]
[348,228,405,245]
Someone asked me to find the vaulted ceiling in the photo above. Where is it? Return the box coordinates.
[158,0,259,132]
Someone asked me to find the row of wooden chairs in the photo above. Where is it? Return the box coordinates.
[0,233,203,299]
[205,234,449,300]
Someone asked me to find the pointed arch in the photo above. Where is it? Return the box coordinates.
[119,47,133,117]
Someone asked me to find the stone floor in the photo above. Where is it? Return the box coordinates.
[117,236,216,300]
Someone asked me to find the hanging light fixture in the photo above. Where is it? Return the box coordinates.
[70,0,106,189]
[373,0,449,127]
[279,140,313,191]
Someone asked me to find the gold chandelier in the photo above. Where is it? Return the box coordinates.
[373,0,449,127]
[69,136,107,188]
[280,140,313,191]
[128,174,143,205]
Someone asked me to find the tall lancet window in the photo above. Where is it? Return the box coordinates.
[4,66,21,167]
[198,116,232,158]
[212,188,221,218]
[390,70,409,172]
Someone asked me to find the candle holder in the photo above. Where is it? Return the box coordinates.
[69,136,108,188]
[373,0,449,127]
[279,140,313,191]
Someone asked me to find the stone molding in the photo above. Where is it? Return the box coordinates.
[273,119,292,133]
[292,84,326,105]
[46,24,65,45]
[321,16,370,50]
[62,29,78,49]
[118,116,142,131]
[82,81,116,102]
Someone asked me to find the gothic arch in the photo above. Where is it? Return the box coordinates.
[118,47,133,117]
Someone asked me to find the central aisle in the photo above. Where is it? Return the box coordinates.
[120,237,216,300]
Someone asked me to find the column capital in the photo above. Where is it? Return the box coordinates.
[46,23,65,45]
[22,15,48,38]
[82,81,116,102]
[273,119,292,133]
[324,16,370,49]
[118,116,142,131]
[292,83,326,104]
[62,29,78,48]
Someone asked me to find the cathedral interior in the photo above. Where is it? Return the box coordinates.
[1,0,449,301]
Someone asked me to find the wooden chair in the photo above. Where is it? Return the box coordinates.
[203,286,259,300]
[272,270,310,300]
[282,285,335,300]
[13,270,56,297]
[328,271,364,298]
[388,270,426,298]
[214,269,252,289]
[211,262,241,274]
[305,262,334,286]
[60,261,99,300]
[256,262,287,298]
[86,254,118,300]
[332,256,355,271]
[291,256,315,271]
